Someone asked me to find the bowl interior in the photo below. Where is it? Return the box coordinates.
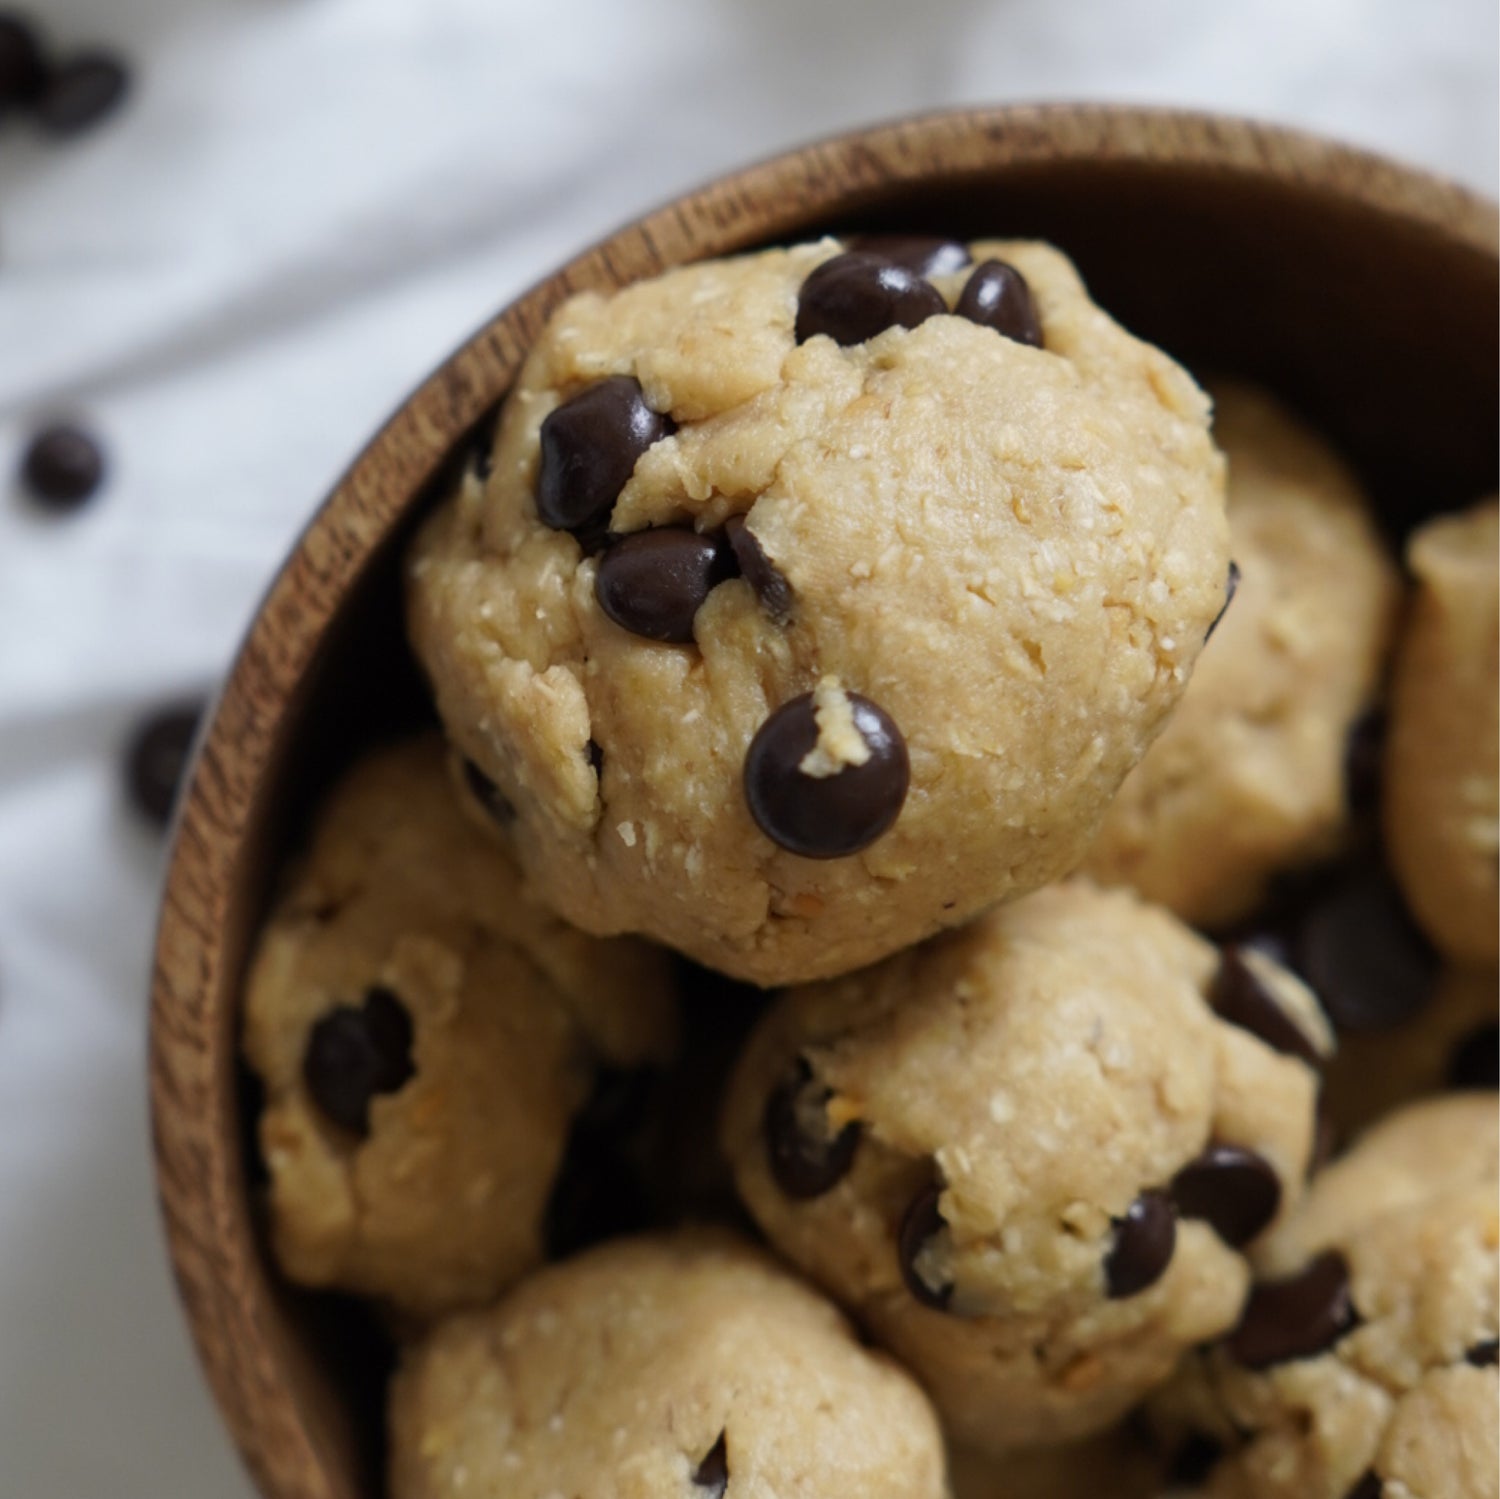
[155,116,1498,1499]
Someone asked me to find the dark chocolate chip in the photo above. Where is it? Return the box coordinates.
[851,234,972,278]
[595,526,729,643]
[898,1183,954,1311]
[1343,707,1386,817]
[1227,1249,1356,1369]
[19,423,106,510]
[302,986,416,1137]
[1209,946,1323,1067]
[36,51,130,136]
[543,1144,652,1260]
[0,14,46,108]
[1344,1471,1382,1499]
[1294,870,1437,1032]
[1105,1189,1177,1298]
[744,690,908,859]
[461,757,514,824]
[1466,1338,1498,1367]
[692,1431,728,1495]
[763,1057,861,1199]
[954,259,1043,347]
[1205,559,1241,643]
[535,376,673,536]
[1167,1434,1225,1487]
[124,699,204,827]
[1447,1023,1498,1090]
[725,514,792,621]
[1171,1144,1282,1248]
[795,251,946,347]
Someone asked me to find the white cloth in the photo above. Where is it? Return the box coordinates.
[0,2,1493,1493]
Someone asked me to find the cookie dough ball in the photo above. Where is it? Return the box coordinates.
[1157,1095,1499,1499]
[387,1232,948,1498]
[407,236,1229,985]
[948,1427,1162,1499]
[1385,498,1499,965]
[1081,381,1399,928]
[241,736,677,1318]
[720,881,1329,1451]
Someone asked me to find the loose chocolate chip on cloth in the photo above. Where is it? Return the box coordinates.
[0,13,45,109]
[124,699,204,827]
[36,49,129,135]
[19,423,106,510]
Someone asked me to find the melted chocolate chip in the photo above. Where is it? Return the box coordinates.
[0,15,46,108]
[1205,559,1241,643]
[1227,1249,1356,1369]
[725,514,792,621]
[36,51,130,136]
[124,699,204,827]
[1343,707,1386,817]
[303,986,416,1136]
[1105,1189,1177,1298]
[535,376,673,536]
[795,252,946,347]
[852,234,972,277]
[1209,946,1323,1067]
[744,691,908,859]
[763,1058,861,1199]
[20,423,106,510]
[1344,1471,1382,1499]
[1448,1024,1498,1090]
[898,1183,954,1310]
[462,758,514,824]
[1171,1144,1281,1248]
[954,259,1043,347]
[692,1431,729,1495]
[595,526,730,643]
[1466,1339,1498,1367]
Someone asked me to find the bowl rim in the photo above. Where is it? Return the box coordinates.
[147,101,1498,1499]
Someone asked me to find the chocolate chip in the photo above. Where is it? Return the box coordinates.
[19,423,106,510]
[1209,946,1323,1067]
[1294,870,1436,1032]
[535,376,673,536]
[1171,1144,1281,1248]
[954,259,1043,347]
[595,526,730,643]
[543,1143,652,1260]
[124,700,204,827]
[851,234,972,277]
[0,14,46,109]
[795,252,946,347]
[461,758,514,824]
[1105,1189,1177,1298]
[36,51,130,136]
[744,691,908,859]
[692,1431,728,1495]
[725,514,792,621]
[302,986,416,1137]
[1343,1471,1382,1499]
[763,1058,861,1199]
[1167,1434,1225,1487]
[1227,1250,1356,1369]
[1447,1024,1498,1090]
[1466,1339,1498,1367]
[898,1183,954,1311]
[1343,707,1386,816]
[1205,559,1241,643]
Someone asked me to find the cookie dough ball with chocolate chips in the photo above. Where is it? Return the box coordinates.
[1082,381,1400,928]
[407,235,1229,985]
[720,881,1329,1452]
[241,736,677,1319]
[1153,1094,1499,1499]
[387,1232,949,1499]
[1385,497,1499,966]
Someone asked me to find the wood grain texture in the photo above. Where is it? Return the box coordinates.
[147,105,1498,1499]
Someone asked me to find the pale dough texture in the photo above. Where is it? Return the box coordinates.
[387,1232,949,1499]
[1082,381,1399,928]
[1385,498,1499,966]
[1158,1095,1499,1499]
[720,881,1326,1452]
[407,238,1229,984]
[241,736,677,1318]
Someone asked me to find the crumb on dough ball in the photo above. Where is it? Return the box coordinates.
[1384,497,1499,966]
[387,1232,949,1499]
[406,236,1229,985]
[720,881,1328,1452]
[1082,380,1400,928]
[240,736,677,1318]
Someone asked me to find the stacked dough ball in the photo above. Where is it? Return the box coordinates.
[241,233,1497,1496]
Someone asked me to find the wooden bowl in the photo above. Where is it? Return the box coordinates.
[149,105,1498,1499]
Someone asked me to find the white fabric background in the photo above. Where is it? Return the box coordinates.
[0,1,1493,1493]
